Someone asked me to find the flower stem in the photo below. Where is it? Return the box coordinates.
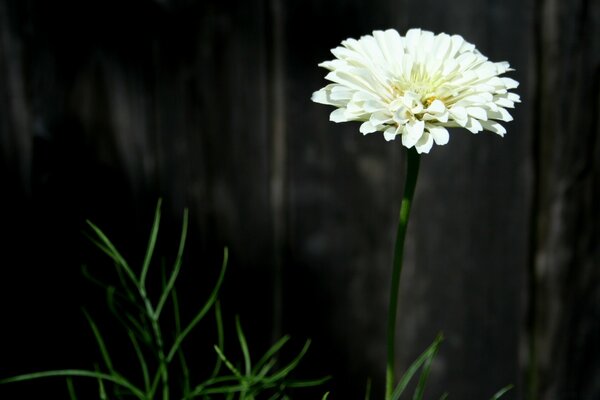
[385,147,421,400]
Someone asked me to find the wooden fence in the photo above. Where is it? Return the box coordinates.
[0,0,598,398]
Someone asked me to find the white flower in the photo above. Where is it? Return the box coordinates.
[312,28,520,153]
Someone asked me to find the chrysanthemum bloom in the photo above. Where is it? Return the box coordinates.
[312,28,520,153]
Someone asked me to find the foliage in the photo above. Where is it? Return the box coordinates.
[0,200,328,399]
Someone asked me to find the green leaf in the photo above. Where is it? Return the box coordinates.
[185,375,241,398]
[490,384,514,400]
[83,310,115,375]
[365,377,372,400]
[126,329,150,393]
[140,199,162,290]
[172,287,191,396]
[235,316,252,376]
[155,208,189,319]
[322,392,330,400]
[283,376,331,388]
[0,370,145,400]
[86,220,138,287]
[94,365,108,400]
[253,335,291,375]
[213,345,242,378]
[413,332,442,400]
[66,377,77,400]
[167,247,228,362]
[210,301,225,379]
[264,340,311,383]
[439,392,449,400]
[391,333,443,400]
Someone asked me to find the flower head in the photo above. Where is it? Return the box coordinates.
[312,28,520,153]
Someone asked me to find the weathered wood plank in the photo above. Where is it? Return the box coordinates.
[527,0,600,398]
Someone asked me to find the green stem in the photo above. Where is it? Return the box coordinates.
[385,148,421,400]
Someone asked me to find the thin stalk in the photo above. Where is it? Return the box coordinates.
[385,148,421,400]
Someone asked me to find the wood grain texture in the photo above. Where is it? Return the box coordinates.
[527,0,600,398]
[0,0,597,399]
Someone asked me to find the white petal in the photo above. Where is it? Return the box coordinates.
[495,97,515,108]
[466,107,488,121]
[401,120,424,147]
[449,106,468,126]
[488,107,513,122]
[370,111,393,125]
[363,100,386,112]
[415,131,434,153]
[465,117,483,133]
[383,126,397,141]
[426,99,446,114]
[501,77,519,89]
[330,108,348,122]
[359,121,377,134]
[428,126,449,145]
[481,120,507,136]
[311,89,330,104]
[507,93,521,102]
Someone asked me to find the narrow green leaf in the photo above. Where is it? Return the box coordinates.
[235,316,252,376]
[413,332,442,400]
[200,385,246,395]
[255,358,277,379]
[140,199,162,290]
[172,287,191,396]
[83,310,115,375]
[264,340,311,383]
[210,301,225,379]
[94,365,108,400]
[253,335,291,374]
[167,247,228,362]
[365,377,372,400]
[185,375,242,398]
[439,393,449,400]
[0,370,145,400]
[391,333,443,400]
[283,376,331,388]
[148,364,166,399]
[126,329,150,393]
[155,208,188,319]
[490,384,514,400]
[322,392,330,400]
[213,345,242,378]
[66,377,77,400]
[86,220,138,286]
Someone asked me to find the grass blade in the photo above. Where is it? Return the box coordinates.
[235,316,252,376]
[210,301,225,379]
[172,287,191,396]
[140,199,162,290]
[264,340,311,383]
[86,221,138,286]
[253,335,291,374]
[83,310,115,375]
[391,333,443,400]
[412,332,442,400]
[365,378,372,400]
[167,247,228,362]
[155,208,189,319]
[213,345,242,378]
[94,365,108,400]
[66,377,77,400]
[283,376,332,388]
[490,384,514,400]
[127,329,150,393]
[0,370,145,399]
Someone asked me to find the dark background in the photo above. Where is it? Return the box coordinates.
[0,0,598,399]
